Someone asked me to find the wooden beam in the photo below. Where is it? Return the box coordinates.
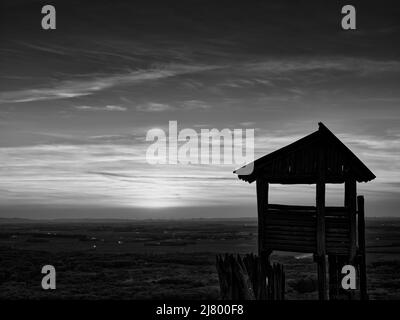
[357,195,368,300]
[256,179,268,255]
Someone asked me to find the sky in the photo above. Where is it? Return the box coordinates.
[0,0,399,218]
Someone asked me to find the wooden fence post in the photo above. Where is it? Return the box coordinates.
[216,254,285,300]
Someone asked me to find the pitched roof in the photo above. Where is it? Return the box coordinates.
[234,122,376,184]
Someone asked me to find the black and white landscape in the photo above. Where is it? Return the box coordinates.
[0,0,399,300]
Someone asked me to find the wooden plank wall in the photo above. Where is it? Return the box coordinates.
[264,204,316,253]
[263,204,350,255]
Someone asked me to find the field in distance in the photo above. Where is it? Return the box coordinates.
[0,218,399,299]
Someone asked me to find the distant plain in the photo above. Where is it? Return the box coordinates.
[0,218,399,299]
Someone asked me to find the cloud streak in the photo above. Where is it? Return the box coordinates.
[0,127,399,212]
[75,105,127,112]
[0,64,219,104]
[136,103,174,112]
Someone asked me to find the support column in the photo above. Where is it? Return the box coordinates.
[256,179,268,255]
[316,181,328,300]
[344,178,357,300]
[345,178,357,263]
[256,179,270,300]
[328,255,338,300]
[357,195,368,300]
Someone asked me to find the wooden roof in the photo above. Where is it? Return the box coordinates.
[234,122,376,184]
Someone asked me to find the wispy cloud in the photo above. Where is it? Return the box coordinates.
[0,64,219,104]
[75,105,127,112]
[207,58,400,94]
[0,127,399,210]
[182,100,211,110]
[0,89,90,103]
[136,102,174,112]
[0,143,248,208]
[136,100,212,112]
[244,58,400,74]
[14,42,70,56]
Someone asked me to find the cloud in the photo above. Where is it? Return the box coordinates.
[0,90,90,103]
[239,122,256,127]
[0,143,250,208]
[136,102,174,112]
[182,100,211,110]
[211,58,400,94]
[136,100,211,112]
[75,105,127,112]
[0,126,399,213]
[0,64,219,104]
[244,58,400,74]
[15,42,69,56]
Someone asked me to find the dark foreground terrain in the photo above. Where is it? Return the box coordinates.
[0,218,399,299]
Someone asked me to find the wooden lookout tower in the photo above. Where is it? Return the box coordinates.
[234,122,375,300]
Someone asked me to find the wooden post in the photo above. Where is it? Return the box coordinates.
[316,181,327,300]
[256,179,268,256]
[328,255,338,300]
[256,179,270,299]
[344,178,357,300]
[345,179,357,264]
[357,195,368,300]
[335,255,348,299]
[315,144,328,300]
